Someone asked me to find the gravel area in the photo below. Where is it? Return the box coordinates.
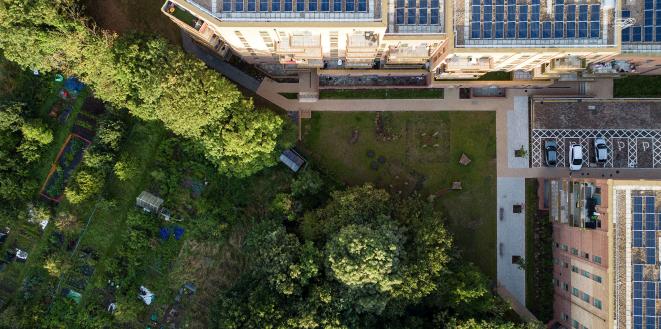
[532,100,661,130]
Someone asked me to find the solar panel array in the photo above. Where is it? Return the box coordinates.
[469,0,601,39]
[221,0,368,12]
[632,195,661,329]
[622,0,661,43]
[395,0,441,25]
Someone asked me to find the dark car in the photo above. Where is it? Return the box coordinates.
[544,140,558,166]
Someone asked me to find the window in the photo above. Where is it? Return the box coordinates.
[563,282,569,291]
[564,261,569,268]
[572,287,579,297]
[571,265,579,273]
[593,298,602,310]
[593,274,602,283]
[562,244,569,252]
[581,270,591,278]
[562,313,569,321]
[571,248,579,256]
[581,292,590,303]
[572,320,579,329]
[554,258,560,265]
[555,241,560,248]
[593,255,602,264]
[583,252,589,259]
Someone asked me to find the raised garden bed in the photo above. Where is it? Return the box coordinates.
[40,133,91,202]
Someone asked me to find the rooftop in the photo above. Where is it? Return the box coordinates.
[621,0,661,52]
[453,0,616,48]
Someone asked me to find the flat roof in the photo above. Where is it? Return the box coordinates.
[532,99,661,130]
[621,0,661,52]
[453,0,616,48]
[612,182,661,329]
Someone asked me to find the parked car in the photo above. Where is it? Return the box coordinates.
[569,144,583,171]
[544,140,558,166]
[594,138,608,163]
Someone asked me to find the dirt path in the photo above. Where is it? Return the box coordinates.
[83,0,182,46]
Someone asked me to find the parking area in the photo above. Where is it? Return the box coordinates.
[530,99,661,169]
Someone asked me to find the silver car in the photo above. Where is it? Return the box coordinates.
[594,138,608,163]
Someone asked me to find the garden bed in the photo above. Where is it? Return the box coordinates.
[40,133,91,202]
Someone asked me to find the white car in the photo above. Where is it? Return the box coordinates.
[594,138,608,163]
[569,144,583,171]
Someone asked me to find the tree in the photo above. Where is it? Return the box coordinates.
[0,1,286,177]
[291,170,324,198]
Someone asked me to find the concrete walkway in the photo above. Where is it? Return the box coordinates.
[496,177,527,307]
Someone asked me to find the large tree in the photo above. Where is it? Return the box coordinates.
[0,0,286,177]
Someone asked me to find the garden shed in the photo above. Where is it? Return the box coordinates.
[279,149,306,173]
[136,191,164,213]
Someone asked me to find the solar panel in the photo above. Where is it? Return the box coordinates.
[223,0,232,11]
[471,22,481,38]
[484,22,493,38]
[507,21,516,38]
[419,9,427,24]
[555,4,564,21]
[566,4,575,21]
[542,21,551,38]
[496,0,504,4]
[472,5,481,21]
[579,22,588,38]
[397,8,404,23]
[358,0,366,11]
[530,22,539,38]
[635,196,644,205]
[555,22,564,38]
[635,231,643,247]
[622,27,631,42]
[408,8,416,24]
[496,5,504,21]
[320,0,329,11]
[235,0,244,11]
[273,0,282,10]
[634,26,643,41]
[635,264,644,280]
[248,0,256,12]
[531,4,540,21]
[579,4,588,21]
[484,6,493,21]
[591,4,600,21]
[431,0,439,7]
[472,0,479,5]
[647,247,656,264]
[259,0,268,11]
[296,0,304,11]
[647,214,656,231]
[345,0,354,11]
[645,0,653,10]
[333,0,340,10]
[567,22,575,38]
[645,10,654,26]
[484,0,492,5]
[646,231,656,246]
[518,21,528,38]
[590,22,600,38]
[507,4,516,21]
[431,8,439,24]
[623,10,631,18]
[647,282,656,298]
[646,196,656,212]
[495,22,504,38]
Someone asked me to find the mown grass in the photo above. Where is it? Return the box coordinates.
[319,88,444,99]
[301,111,497,278]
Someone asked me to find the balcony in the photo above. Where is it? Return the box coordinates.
[443,55,492,72]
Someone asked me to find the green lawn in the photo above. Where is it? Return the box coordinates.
[301,111,497,278]
[614,75,661,97]
[524,179,554,322]
[319,88,444,99]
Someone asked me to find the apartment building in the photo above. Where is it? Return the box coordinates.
[548,178,610,329]
[161,0,626,81]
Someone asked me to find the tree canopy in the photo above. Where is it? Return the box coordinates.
[0,0,286,177]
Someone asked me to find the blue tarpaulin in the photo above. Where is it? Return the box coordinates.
[173,226,184,240]
[159,228,170,241]
[64,77,84,93]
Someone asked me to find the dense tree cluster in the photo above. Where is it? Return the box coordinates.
[0,0,286,177]
[214,185,538,329]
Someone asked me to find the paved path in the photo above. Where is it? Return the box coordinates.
[181,33,261,92]
[496,177,527,308]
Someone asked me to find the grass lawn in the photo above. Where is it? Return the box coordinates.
[524,178,554,322]
[319,88,444,99]
[614,75,661,97]
[301,111,497,278]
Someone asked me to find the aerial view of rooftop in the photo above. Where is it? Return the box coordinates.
[2,0,661,328]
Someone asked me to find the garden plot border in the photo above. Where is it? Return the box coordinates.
[40,133,92,202]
